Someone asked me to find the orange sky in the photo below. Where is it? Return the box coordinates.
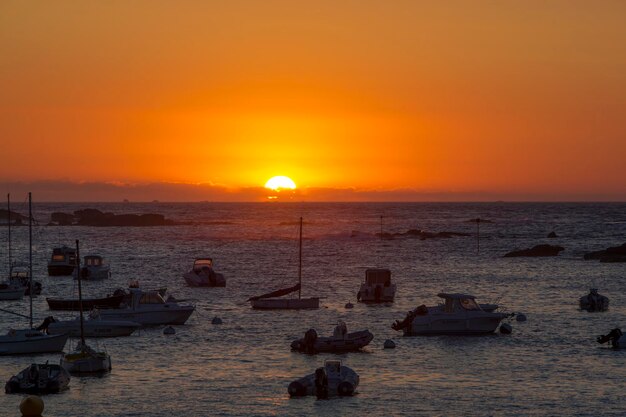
[1,1,625,201]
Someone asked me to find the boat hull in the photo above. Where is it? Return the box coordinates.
[97,306,195,325]
[47,319,140,337]
[183,271,226,287]
[5,363,71,394]
[288,363,359,397]
[292,330,374,353]
[0,287,24,300]
[46,294,124,311]
[0,330,69,355]
[47,265,75,276]
[251,298,319,310]
[405,315,506,335]
[357,283,396,303]
[61,352,111,374]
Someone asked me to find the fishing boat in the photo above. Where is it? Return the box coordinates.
[357,268,396,303]
[0,193,69,355]
[94,288,195,325]
[74,255,111,280]
[60,240,112,374]
[249,217,319,309]
[392,293,510,335]
[5,362,71,394]
[291,321,373,353]
[288,360,359,398]
[39,315,140,338]
[48,246,77,276]
[183,258,226,287]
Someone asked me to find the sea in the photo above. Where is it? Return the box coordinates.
[0,202,625,416]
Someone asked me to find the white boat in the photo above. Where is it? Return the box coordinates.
[291,321,373,353]
[5,362,71,394]
[0,281,24,300]
[94,288,195,325]
[288,360,359,398]
[392,293,510,335]
[73,255,111,280]
[9,263,42,295]
[357,268,396,303]
[0,193,69,355]
[580,288,609,312]
[597,328,624,348]
[183,258,226,287]
[249,217,319,310]
[41,316,140,338]
[60,240,111,375]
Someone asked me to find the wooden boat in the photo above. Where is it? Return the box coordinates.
[5,363,70,394]
[249,217,319,310]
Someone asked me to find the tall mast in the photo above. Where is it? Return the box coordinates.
[76,240,85,348]
[28,192,33,329]
[7,194,11,273]
[298,217,302,300]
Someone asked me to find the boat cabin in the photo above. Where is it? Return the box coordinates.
[84,255,104,267]
[364,269,391,286]
[192,258,213,271]
[50,246,76,264]
[129,289,167,307]
[438,293,483,313]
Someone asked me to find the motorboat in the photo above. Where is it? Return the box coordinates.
[0,281,24,300]
[392,293,510,335]
[291,321,373,353]
[183,258,226,287]
[357,268,396,303]
[39,315,141,338]
[580,288,609,312]
[46,292,125,311]
[288,360,359,398]
[0,194,69,355]
[9,263,42,295]
[94,288,195,325]
[5,363,71,394]
[60,240,112,375]
[48,246,77,276]
[249,218,319,310]
[597,328,624,348]
[74,255,111,280]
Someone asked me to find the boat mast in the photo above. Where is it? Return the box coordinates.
[28,192,33,329]
[7,194,11,273]
[298,216,302,300]
[76,239,85,349]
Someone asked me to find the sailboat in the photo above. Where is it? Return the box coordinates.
[1,194,25,301]
[60,240,111,374]
[249,217,319,309]
[0,193,68,355]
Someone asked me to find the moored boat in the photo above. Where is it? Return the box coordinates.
[5,363,71,394]
[46,293,125,311]
[0,281,24,300]
[288,360,359,398]
[357,268,396,303]
[291,322,373,353]
[48,246,77,276]
[39,315,141,338]
[74,255,111,280]
[597,328,624,348]
[183,258,226,287]
[392,293,510,336]
[580,288,609,312]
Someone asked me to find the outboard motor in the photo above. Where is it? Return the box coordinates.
[597,328,623,348]
[314,367,328,399]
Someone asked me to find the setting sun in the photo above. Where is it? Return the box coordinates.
[265,176,297,191]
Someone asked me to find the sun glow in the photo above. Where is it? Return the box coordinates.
[264,176,297,191]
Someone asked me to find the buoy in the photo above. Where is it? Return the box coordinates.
[345,302,354,309]
[516,313,527,322]
[163,326,175,335]
[20,395,44,417]
[212,316,223,325]
[500,323,512,334]
[384,339,396,349]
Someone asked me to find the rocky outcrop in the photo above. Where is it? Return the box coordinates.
[0,209,27,224]
[372,229,471,240]
[504,244,564,257]
[584,243,626,263]
[49,208,175,226]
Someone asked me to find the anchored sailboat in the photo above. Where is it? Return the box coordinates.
[249,217,319,310]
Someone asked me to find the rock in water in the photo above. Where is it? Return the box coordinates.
[384,339,396,349]
[345,302,354,309]
[516,313,527,322]
[504,244,564,257]
[212,316,223,325]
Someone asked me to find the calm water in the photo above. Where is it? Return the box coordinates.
[1,202,625,416]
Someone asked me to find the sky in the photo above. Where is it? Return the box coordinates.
[1,1,625,201]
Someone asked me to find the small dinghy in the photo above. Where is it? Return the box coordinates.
[580,288,609,312]
[288,360,359,398]
[291,321,373,353]
[5,363,70,394]
[597,328,624,349]
[183,258,226,287]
